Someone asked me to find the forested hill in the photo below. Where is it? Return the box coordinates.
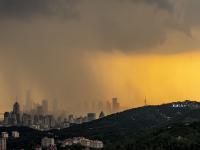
[54,100,200,141]
[2,100,200,149]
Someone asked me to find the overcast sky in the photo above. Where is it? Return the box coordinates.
[0,0,200,114]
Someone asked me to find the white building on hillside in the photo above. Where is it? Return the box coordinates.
[1,132,8,138]
[90,140,104,149]
[12,131,20,138]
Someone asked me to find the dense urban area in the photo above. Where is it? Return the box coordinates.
[0,91,122,149]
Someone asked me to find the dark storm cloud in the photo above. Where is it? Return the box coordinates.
[0,0,198,52]
[0,0,78,18]
[177,0,200,27]
[0,0,195,52]
[0,0,176,52]
[133,0,173,11]
[0,0,173,19]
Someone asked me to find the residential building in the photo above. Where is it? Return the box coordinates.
[12,131,20,138]
[1,132,8,138]
[41,137,55,148]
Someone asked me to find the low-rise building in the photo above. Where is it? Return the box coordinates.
[61,137,104,149]
[41,137,55,148]
[80,138,91,147]
[35,145,42,150]
[62,139,73,146]
[1,132,8,138]
[12,131,20,138]
[31,124,40,130]
[90,140,104,149]
[73,137,84,144]
[80,138,104,149]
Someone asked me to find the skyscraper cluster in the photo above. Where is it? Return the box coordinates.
[3,99,57,130]
[3,101,105,130]
[2,95,121,130]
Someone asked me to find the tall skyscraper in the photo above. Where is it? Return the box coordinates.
[106,101,111,114]
[3,112,10,125]
[36,105,43,115]
[42,99,48,114]
[112,98,120,113]
[25,90,32,112]
[98,101,103,112]
[52,98,58,116]
[13,101,21,124]
[13,101,20,114]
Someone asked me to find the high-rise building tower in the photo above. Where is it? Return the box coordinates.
[25,90,32,112]
[13,101,21,125]
[98,101,103,112]
[106,101,111,114]
[13,102,20,114]
[3,112,10,125]
[112,98,120,113]
[52,98,58,116]
[42,99,48,114]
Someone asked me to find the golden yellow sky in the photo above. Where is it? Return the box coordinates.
[1,50,200,113]
[86,51,200,108]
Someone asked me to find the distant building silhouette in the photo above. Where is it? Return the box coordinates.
[42,99,48,115]
[112,98,120,113]
[98,101,103,112]
[52,98,58,116]
[13,101,21,124]
[13,101,20,114]
[4,100,21,126]
[25,90,32,112]
[87,113,96,122]
[3,112,9,125]
[106,101,111,114]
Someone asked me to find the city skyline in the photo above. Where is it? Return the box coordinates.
[0,93,122,119]
[0,87,125,117]
[1,97,121,131]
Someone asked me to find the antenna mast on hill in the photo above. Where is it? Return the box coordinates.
[144,96,147,106]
